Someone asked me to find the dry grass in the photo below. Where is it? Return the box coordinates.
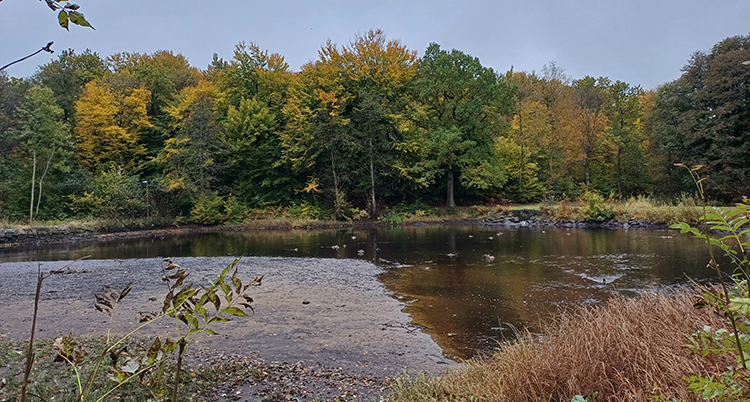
[614,195,703,225]
[388,290,731,402]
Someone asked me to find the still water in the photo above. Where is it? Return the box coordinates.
[0,225,713,359]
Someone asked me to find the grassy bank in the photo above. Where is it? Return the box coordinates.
[387,290,729,402]
[1,195,707,233]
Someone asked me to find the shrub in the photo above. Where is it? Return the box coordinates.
[582,190,614,222]
[287,202,328,220]
[68,167,146,220]
[223,195,249,223]
[190,192,225,224]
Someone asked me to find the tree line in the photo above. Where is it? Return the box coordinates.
[0,30,748,223]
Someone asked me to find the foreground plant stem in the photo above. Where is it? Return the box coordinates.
[20,257,89,402]
[171,339,187,402]
[685,164,746,369]
[19,265,43,402]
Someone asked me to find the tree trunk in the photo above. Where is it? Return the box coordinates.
[369,138,377,218]
[330,149,341,217]
[29,150,36,223]
[518,112,524,181]
[616,147,622,198]
[446,168,456,208]
[36,147,55,217]
[584,157,590,187]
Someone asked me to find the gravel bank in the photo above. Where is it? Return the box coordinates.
[0,256,453,400]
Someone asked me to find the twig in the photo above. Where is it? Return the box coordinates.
[0,42,54,72]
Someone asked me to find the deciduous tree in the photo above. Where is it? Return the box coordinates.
[408,43,513,207]
[158,88,226,198]
[74,81,150,172]
[10,85,73,222]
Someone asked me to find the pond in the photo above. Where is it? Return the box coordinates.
[0,224,713,359]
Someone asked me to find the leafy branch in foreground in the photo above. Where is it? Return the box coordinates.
[46,257,261,402]
[671,164,750,400]
[155,257,263,402]
[39,0,94,30]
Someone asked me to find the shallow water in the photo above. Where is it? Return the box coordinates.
[0,224,713,359]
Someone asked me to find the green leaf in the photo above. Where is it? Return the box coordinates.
[68,10,94,29]
[163,339,178,354]
[185,311,200,331]
[219,280,232,298]
[218,263,232,283]
[220,306,249,317]
[111,371,128,383]
[729,298,750,316]
[58,10,69,30]
[196,302,208,322]
[232,269,242,293]
[174,286,198,307]
[205,288,221,311]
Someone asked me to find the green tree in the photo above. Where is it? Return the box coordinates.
[9,85,73,222]
[157,90,227,199]
[33,49,108,122]
[211,42,291,108]
[223,97,289,205]
[408,43,514,207]
[213,42,295,206]
[68,167,147,219]
[343,30,418,216]
[599,78,647,197]
[281,40,355,217]
[651,34,750,199]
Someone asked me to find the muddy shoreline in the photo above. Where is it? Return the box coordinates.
[0,213,671,250]
[0,220,484,249]
[0,257,453,401]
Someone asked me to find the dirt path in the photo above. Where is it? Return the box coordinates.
[0,256,453,401]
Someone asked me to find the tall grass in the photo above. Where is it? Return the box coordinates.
[539,194,704,225]
[388,290,730,402]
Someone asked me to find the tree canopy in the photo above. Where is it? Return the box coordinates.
[0,30,747,222]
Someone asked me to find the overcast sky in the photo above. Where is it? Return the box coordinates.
[2,0,748,89]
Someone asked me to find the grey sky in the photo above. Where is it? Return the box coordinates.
[2,0,748,89]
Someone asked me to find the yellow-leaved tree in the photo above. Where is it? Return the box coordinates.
[74,81,151,173]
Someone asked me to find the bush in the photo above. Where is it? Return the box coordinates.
[381,201,431,223]
[582,190,614,222]
[68,167,147,220]
[223,195,249,223]
[287,202,329,220]
[190,192,225,225]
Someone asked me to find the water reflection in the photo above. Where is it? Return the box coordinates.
[0,225,712,359]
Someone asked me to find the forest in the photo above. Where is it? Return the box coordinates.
[0,30,748,223]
